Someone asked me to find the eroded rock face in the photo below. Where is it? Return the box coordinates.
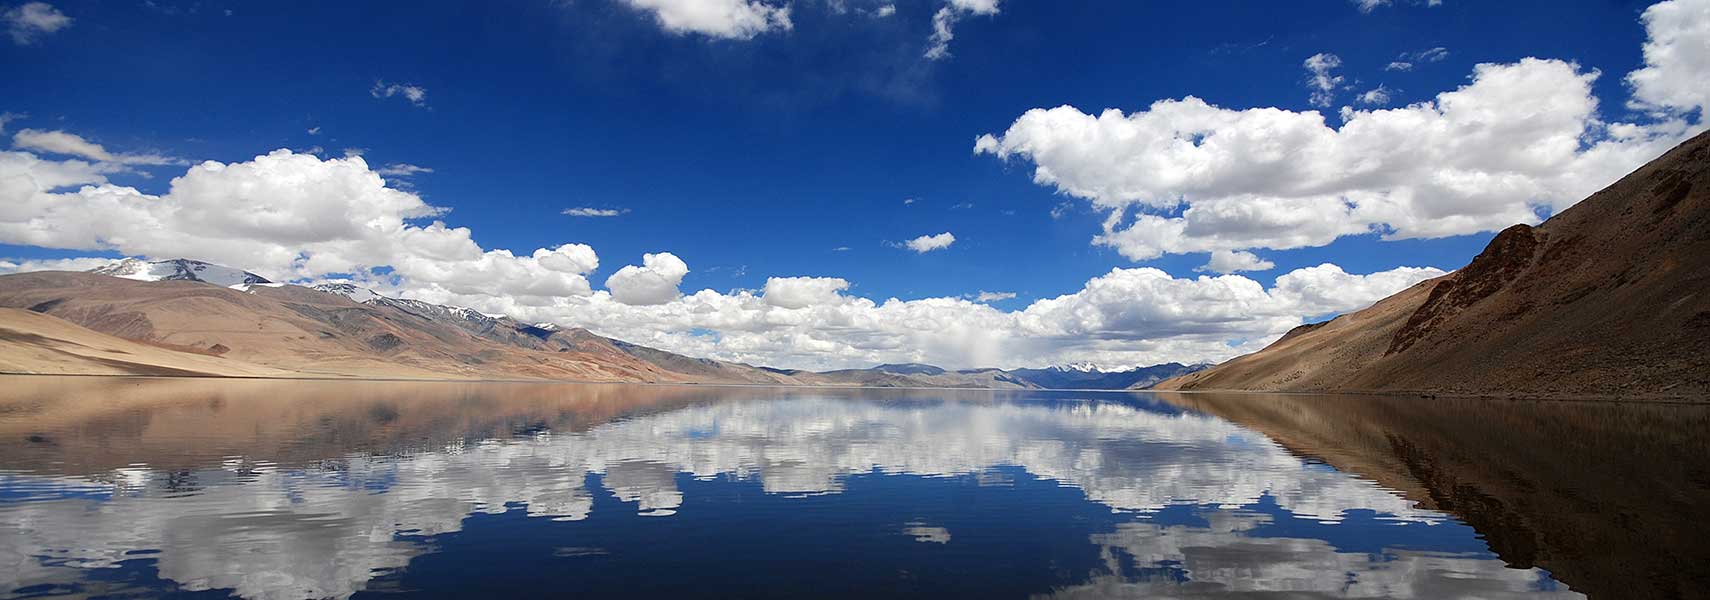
[1387,224,1539,355]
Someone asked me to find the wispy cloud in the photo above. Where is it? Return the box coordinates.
[1356,85,1393,105]
[1387,46,1449,71]
[925,0,1000,61]
[376,163,433,177]
[12,129,183,166]
[4,2,71,45]
[1049,201,1073,219]
[0,111,24,134]
[971,290,1016,302]
[1352,0,1444,14]
[1303,53,1343,107]
[370,80,427,108]
[562,207,630,217]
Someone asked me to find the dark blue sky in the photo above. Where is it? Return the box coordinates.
[4,0,1700,369]
[1,0,1661,302]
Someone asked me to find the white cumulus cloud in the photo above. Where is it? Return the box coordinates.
[0,146,600,304]
[903,231,955,253]
[1198,250,1275,274]
[1627,0,1710,123]
[762,276,850,309]
[444,263,1446,371]
[975,51,1700,262]
[605,252,690,306]
[1,137,1451,370]
[619,0,792,40]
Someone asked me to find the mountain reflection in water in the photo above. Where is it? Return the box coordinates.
[0,377,1702,599]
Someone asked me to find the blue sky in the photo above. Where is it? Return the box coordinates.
[1,0,1705,369]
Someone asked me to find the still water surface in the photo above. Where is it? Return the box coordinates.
[0,377,1705,599]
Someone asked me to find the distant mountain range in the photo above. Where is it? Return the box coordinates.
[0,260,1202,389]
[1158,129,1710,400]
[1004,363,1209,390]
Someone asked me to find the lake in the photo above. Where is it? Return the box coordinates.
[0,377,1705,599]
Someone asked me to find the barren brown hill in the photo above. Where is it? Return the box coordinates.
[1158,130,1710,400]
[0,308,294,377]
[0,271,1044,387]
[0,271,786,383]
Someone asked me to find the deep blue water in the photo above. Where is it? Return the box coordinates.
[0,377,1658,599]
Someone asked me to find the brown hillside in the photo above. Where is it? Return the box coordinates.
[0,272,1041,387]
[0,308,294,377]
[1158,129,1710,400]
[0,272,751,382]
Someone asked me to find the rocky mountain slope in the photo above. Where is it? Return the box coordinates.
[1158,130,1710,400]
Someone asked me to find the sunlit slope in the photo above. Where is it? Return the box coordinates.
[0,272,743,381]
[0,307,293,377]
[1159,129,1710,400]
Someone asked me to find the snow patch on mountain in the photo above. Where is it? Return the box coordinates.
[230,282,286,293]
[313,281,507,328]
[313,282,381,304]
[90,258,271,287]
[1050,361,1107,373]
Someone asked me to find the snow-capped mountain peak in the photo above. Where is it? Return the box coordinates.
[1050,361,1106,373]
[89,258,271,287]
[87,257,571,336]
[312,282,382,304]
[312,282,504,327]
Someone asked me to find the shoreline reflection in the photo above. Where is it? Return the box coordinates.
[1,378,1681,598]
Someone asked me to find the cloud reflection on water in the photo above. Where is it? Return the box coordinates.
[0,384,1575,599]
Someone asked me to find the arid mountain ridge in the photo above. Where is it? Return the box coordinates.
[0,259,1201,388]
[1158,129,1710,400]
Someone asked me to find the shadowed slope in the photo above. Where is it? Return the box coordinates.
[1154,391,1710,600]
